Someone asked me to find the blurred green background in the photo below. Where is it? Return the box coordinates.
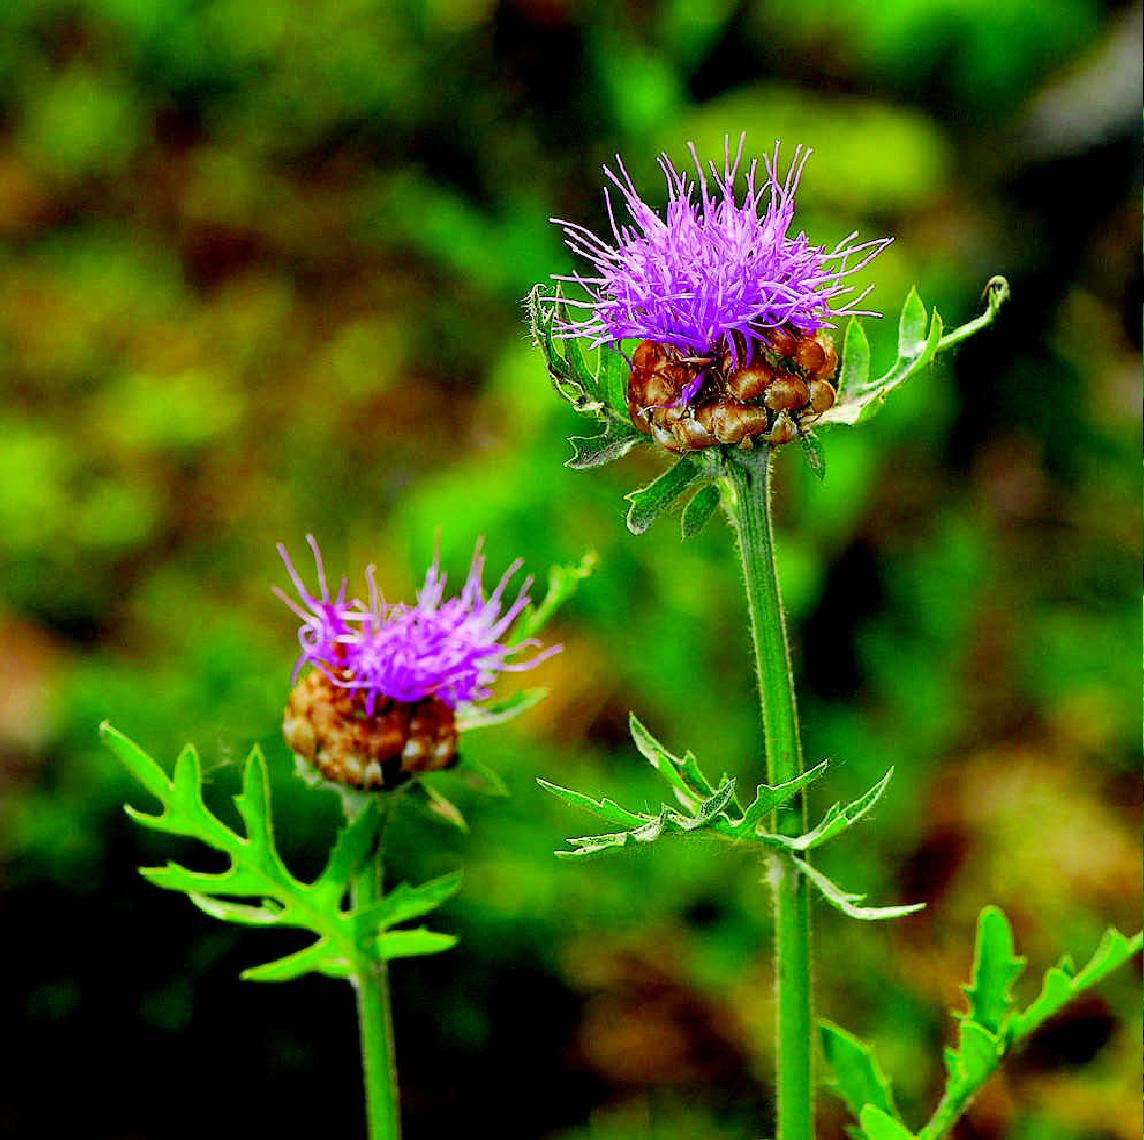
[0,1,1139,1136]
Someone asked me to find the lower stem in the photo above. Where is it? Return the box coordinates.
[350,803,401,1140]
[724,446,813,1140]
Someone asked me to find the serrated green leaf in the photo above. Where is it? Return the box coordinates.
[536,778,649,828]
[860,1106,917,1140]
[628,712,716,804]
[772,768,894,852]
[681,482,722,538]
[1011,926,1142,1042]
[553,778,737,861]
[820,1020,899,1122]
[738,760,831,833]
[795,857,925,921]
[835,318,870,399]
[105,727,465,986]
[625,455,704,535]
[377,928,458,959]
[962,906,1025,1035]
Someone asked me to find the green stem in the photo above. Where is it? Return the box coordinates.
[723,446,813,1140]
[349,800,401,1140]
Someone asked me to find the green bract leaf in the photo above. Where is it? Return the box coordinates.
[794,857,925,922]
[103,724,460,982]
[860,1106,918,1140]
[528,284,645,468]
[818,288,942,427]
[681,482,722,539]
[961,906,1026,1035]
[456,688,546,732]
[835,317,871,400]
[625,454,705,535]
[819,1020,899,1124]
[770,768,894,852]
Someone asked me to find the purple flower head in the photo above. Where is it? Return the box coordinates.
[277,536,559,714]
[550,135,892,371]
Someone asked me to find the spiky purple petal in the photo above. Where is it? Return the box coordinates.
[549,135,892,364]
[277,537,558,712]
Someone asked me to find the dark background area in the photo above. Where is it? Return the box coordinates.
[0,1,1140,1137]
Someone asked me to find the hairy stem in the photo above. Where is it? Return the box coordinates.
[723,446,813,1140]
[349,800,401,1140]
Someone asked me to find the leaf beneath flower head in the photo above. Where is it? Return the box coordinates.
[681,482,723,538]
[817,288,943,427]
[625,454,706,535]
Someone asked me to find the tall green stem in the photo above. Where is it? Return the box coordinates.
[723,446,813,1140]
[349,802,401,1140]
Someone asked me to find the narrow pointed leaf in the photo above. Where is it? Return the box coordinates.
[962,906,1026,1035]
[421,782,468,832]
[456,688,546,731]
[796,857,924,921]
[625,456,704,535]
[242,939,349,983]
[376,929,458,960]
[536,778,648,828]
[1011,927,1142,1042]
[188,894,284,926]
[359,872,464,932]
[774,768,894,851]
[681,482,722,538]
[936,276,1010,353]
[819,1020,899,1122]
[739,760,830,832]
[628,712,716,802]
[101,721,171,805]
[835,317,870,399]
[567,426,643,469]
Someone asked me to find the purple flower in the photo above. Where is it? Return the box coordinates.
[276,536,558,713]
[550,135,891,373]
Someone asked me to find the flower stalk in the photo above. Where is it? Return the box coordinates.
[723,445,813,1140]
[349,797,402,1140]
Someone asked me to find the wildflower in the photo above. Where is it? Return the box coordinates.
[549,135,891,451]
[276,536,557,789]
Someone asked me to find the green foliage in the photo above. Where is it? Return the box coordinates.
[541,716,921,920]
[102,724,460,982]
[823,906,1143,1140]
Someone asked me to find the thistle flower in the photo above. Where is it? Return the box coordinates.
[276,536,557,789]
[548,135,892,450]
[552,135,890,363]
